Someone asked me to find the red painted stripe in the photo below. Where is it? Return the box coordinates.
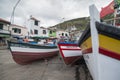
[58,44,81,65]
[99,47,120,60]
[58,44,82,65]
[11,51,58,65]
[58,44,78,46]
[58,44,80,58]
[82,48,92,54]
[58,44,81,50]
[80,46,120,60]
[12,51,58,55]
[61,49,81,50]
[58,44,65,58]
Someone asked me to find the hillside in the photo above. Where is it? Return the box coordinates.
[51,17,90,31]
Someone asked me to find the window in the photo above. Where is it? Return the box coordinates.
[34,20,38,26]
[18,29,21,33]
[0,23,3,30]
[50,31,52,34]
[62,33,64,36]
[14,28,17,33]
[65,34,68,37]
[43,30,46,34]
[34,29,38,34]
[12,28,21,33]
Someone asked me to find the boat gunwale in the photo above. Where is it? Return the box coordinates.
[78,23,91,46]
[7,41,58,49]
[78,21,120,47]
[95,21,120,40]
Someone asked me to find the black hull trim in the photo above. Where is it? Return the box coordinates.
[78,22,120,47]
[95,21,120,40]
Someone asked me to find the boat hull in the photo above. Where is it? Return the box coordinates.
[8,41,59,65]
[80,35,120,80]
[78,5,120,80]
[58,43,82,65]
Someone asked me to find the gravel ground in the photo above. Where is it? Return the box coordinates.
[0,49,76,80]
[0,49,92,80]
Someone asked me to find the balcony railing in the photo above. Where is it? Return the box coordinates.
[0,29,10,34]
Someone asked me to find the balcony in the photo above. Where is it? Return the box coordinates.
[0,29,10,37]
[0,29,10,34]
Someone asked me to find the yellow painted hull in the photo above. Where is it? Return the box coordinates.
[79,34,120,60]
[99,34,120,60]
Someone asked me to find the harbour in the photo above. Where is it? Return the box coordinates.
[1,0,120,80]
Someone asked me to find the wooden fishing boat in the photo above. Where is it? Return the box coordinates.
[78,5,120,80]
[8,41,59,65]
[58,42,82,65]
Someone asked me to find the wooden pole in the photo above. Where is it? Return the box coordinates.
[113,9,117,26]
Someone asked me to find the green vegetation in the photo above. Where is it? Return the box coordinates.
[51,17,90,31]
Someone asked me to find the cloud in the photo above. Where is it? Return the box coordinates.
[0,0,113,27]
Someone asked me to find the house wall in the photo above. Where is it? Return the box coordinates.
[28,18,41,37]
[0,22,10,35]
[10,24,28,37]
[48,30,56,37]
[28,17,49,37]
[56,30,69,38]
[0,19,10,47]
[39,27,49,37]
[0,22,9,30]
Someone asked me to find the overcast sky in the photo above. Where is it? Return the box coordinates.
[0,0,112,27]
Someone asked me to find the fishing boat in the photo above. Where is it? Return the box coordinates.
[58,41,82,65]
[78,5,120,80]
[8,41,59,65]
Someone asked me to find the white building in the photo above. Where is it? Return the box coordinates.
[27,16,49,38]
[28,16,41,37]
[56,30,69,38]
[39,27,48,37]
[0,18,10,46]
[10,24,28,38]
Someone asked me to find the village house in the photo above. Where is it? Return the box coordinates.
[9,24,28,38]
[0,18,11,47]
[28,16,41,37]
[27,16,77,41]
[27,16,55,40]
[48,28,56,38]
[0,17,29,47]
[56,30,69,39]
[69,30,83,41]
[39,27,48,37]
